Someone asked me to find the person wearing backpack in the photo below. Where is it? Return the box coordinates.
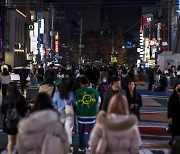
[1,82,28,154]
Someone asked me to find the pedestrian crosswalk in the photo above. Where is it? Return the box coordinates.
[139,148,169,154]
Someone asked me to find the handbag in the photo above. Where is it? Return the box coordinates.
[96,129,107,154]
[64,99,74,116]
[166,122,173,134]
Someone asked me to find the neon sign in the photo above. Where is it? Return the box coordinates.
[54,32,59,54]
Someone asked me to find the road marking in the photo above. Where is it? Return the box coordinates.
[139,126,166,128]
[141,111,167,114]
[142,95,169,99]
[142,143,170,148]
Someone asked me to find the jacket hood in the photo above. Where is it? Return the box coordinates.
[18,110,59,133]
[96,111,138,131]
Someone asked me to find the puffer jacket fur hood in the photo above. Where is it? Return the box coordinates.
[17,110,69,154]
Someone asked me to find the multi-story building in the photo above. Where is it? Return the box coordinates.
[2,0,30,67]
[137,1,169,67]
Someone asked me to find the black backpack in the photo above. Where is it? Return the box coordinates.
[5,108,20,129]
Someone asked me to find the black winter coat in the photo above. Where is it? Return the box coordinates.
[168,92,180,136]
[102,88,125,112]
[126,91,142,120]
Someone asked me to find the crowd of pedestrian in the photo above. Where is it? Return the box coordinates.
[0,62,179,153]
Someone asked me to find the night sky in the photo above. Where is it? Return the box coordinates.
[43,0,160,42]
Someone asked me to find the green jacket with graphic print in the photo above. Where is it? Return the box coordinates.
[75,87,99,117]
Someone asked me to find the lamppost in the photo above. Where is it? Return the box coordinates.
[79,18,83,66]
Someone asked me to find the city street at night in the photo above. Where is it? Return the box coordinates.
[1,0,180,154]
[0,83,173,154]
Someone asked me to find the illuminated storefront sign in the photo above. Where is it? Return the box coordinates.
[40,19,44,34]
[30,36,38,55]
[54,32,59,54]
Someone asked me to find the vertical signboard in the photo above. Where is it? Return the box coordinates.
[54,32,59,54]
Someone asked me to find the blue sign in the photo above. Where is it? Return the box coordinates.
[126,41,132,49]
[37,37,41,42]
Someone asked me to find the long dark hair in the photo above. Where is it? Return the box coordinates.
[2,68,9,76]
[59,78,70,100]
[6,82,21,106]
[126,81,137,98]
[34,93,54,111]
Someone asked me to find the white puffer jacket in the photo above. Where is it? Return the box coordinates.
[89,111,142,154]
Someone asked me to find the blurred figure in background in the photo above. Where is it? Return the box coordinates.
[148,67,154,91]
[154,73,167,92]
[37,64,44,82]
[0,68,11,98]
[98,75,110,110]
[19,64,29,94]
[120,69,131,91]
[29,70,37,86]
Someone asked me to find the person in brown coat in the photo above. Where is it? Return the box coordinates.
[89,93,142,154]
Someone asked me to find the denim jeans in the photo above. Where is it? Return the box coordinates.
[78,123,94,150]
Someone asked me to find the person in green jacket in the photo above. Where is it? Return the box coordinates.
[75,75,100,152]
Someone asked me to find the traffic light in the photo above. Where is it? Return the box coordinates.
[118,45,126,49]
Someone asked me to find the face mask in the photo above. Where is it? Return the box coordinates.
[177,88,180,93]
[102,80,106,83]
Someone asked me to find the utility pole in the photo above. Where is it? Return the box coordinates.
[111,31,114,52]
[168,0,172,51]
[50,3,54,62]
[79,18,82,65]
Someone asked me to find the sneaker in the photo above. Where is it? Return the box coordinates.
[78,148,84,152]
[86,147,91,151]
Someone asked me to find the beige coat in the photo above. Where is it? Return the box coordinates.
[89,111,142,154]
[39,84,55,97]
[17,110,69,154]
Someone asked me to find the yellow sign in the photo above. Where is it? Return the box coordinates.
[28,24,34,30]
[111,57,117,63]
[78,94,96,105]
